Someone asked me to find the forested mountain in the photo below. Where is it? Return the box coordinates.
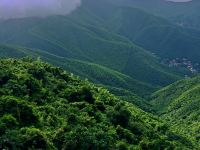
[0,5,182,98]
[151,76,200,147]
[106,7,200,62]
[0,0,200,149]
[111,0,200,30]
[81,0,200,62]
[0,44,157,111]
[2,0,199,96]
[0,58,194,149]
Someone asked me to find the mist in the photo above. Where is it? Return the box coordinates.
[0,0,81,19]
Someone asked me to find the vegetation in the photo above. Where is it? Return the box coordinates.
[108,0,200,30]
[151,76,200,148]
[0,44,158,98]
[102,5,200,62]
[2,0,199,96]
[0,1,200,149]
[0,58,194,149]
[0,3,182,93]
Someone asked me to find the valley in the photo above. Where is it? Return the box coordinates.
[0,0,199,149]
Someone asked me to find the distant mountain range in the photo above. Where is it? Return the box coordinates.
[0,0,186,98]
[0,0,199,149]
[0,0,199,109]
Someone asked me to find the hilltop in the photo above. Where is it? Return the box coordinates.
[0,58,194,149]
[0,44,158,113]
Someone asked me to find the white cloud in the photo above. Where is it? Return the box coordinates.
[0,0,81,19]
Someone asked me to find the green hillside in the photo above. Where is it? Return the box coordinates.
[102,6,200,62]
[80,0,200,62]
[1,0,199,89]
[111,0,200,30]
[0,58,194,149]
[0,1,200,149]
[151,76,200,147]
[0,9,182,95]
[0,44,158,111]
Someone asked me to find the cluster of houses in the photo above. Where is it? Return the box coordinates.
[162,58,200,74]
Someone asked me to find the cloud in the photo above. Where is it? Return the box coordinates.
[0,0,81,19]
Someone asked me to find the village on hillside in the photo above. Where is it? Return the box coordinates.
[162,58,200,74]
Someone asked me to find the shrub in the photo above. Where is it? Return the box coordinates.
[0,114,18,134]
[0,96,38,126]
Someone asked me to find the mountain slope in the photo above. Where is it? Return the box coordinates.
[109,0,200,30]
[0,58,194,149]
[103,6,200,62]
[0,44,158,108]
[80,0,200,62]
[0,12,181,94]
[151,76,200,147]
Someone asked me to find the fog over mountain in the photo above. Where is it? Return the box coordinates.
[0,0,193,20]
[0,0,81,19]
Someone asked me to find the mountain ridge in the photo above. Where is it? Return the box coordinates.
[0,58,194,149]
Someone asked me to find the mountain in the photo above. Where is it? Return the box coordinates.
[107,7,200,61]
[0,58,194,149]
[0,44,158,112]
[0,1,200,149]
[111,0,200,30]
[80,0,200,63]
[1,0,200,90]
[151,76,200,147]
[0,7,182,98]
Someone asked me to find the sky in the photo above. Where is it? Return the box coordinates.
[0,0,81,19]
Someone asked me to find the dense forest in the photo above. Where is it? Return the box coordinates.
[151,77,200,148]
[0,0,200,149]
[0,58,196,149]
